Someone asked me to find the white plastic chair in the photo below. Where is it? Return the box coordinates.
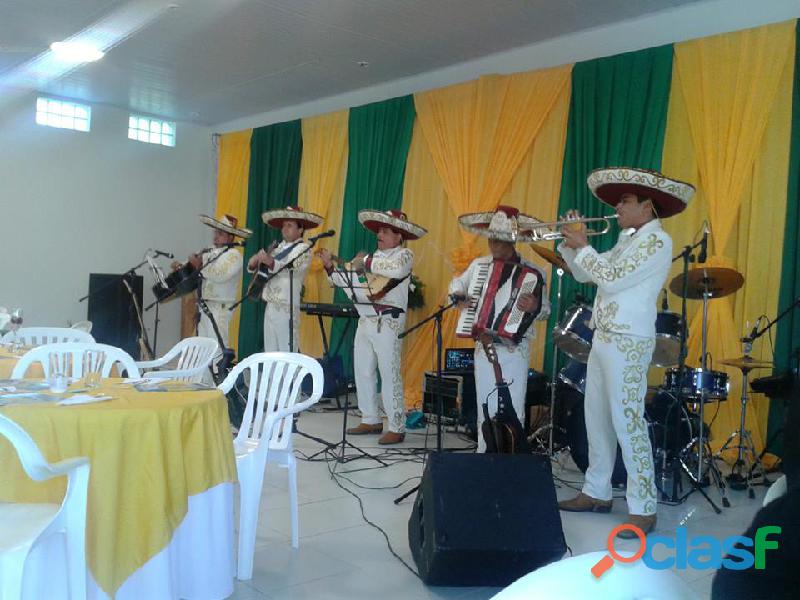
[1,327,94,346]
[136,337,219,383]
[0,414,90,600]
[69,321,93,334]
[491,550,698,600]
[218,352,324,580]
[11,342,141,379]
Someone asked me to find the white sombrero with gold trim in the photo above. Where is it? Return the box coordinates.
[358,209,427,240]
[587,167,695,219]
[458,205,541,243]
[200,214,252,238]
[262,206,324,230]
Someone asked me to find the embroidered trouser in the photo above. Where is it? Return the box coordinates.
[474,341,530,453]
[198,301,231,348]
[263,304,300,352]
[353,315,405,433]
[582,330,657,515]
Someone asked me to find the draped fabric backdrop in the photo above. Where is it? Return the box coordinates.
[296,110,349,357]
[660,20,795,459]
[214,129,252,354]
[769,19,800,457]
[328,96,416,377]
[211,19,800,459]
[238,121,303,358]
[543,45,674,375]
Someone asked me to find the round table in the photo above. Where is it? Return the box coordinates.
[0,345,42,379]
[0,379,237,599]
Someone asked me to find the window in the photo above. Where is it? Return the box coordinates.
[35,97,91,132]
[128,115,175,147]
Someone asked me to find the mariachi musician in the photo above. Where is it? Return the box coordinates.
[181,214,251,348]
[248,206,323,352]
[449,205,550,453]
[556,167,694,537]
[318,209,427,445]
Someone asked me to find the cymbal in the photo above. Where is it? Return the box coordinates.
[720,356,773,371]
[669,267,744,300]
[530,244,571,275]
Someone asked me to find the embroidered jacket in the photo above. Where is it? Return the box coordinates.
[558,219,672,338]
[328,246,413,315]
[248,239,311,312]
[201,247,243,304]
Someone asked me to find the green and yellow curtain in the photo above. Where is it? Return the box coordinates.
[214,19,800,463]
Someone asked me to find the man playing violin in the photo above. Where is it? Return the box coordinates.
[318,209,427,445]
[556,167,695,538]
[248,207,323,352]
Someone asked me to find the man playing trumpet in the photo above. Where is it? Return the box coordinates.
[556,167,694,537]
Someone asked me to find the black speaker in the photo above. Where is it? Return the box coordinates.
[408,453,566,586]
[87,273,142,359]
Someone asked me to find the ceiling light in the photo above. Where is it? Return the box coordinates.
[49,41,105,63]
[357,61,370,68]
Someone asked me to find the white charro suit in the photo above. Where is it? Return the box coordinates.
[558,218,672,516]
[198,247,243,348]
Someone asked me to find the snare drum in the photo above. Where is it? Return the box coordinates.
[652,311,684,367]
[663,367,729,401]
[558,359,587,395]
[552,304,593,363]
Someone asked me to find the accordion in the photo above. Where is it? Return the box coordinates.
[456,260,543,344]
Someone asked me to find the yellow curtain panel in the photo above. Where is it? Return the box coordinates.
[402,66,572,408]
[296,110,350,356]
[660,20,796,459]
[215,129,252,353]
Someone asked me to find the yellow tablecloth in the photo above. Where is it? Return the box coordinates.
[0,380,237,597]
[0,346,42,379]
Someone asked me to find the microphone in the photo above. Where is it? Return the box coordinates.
[151,249,174,259]
[698,221,709,264]
[310,229,335,242]
[661,289,669,312]
[749,316,763,341]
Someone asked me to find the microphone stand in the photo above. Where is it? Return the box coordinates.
[393,298,459,505]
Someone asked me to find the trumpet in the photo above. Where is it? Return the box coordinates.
[528,214,619,241]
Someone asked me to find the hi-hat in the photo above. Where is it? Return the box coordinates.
[669,267,744,300]
[720,356,773,371]
[530,244,571,275]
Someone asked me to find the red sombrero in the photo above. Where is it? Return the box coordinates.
[587,167,695,219]
[358,209,427,241]
[458,205,541,242]
[262,206,323,230]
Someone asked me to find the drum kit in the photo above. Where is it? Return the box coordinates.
[530,241,770,506]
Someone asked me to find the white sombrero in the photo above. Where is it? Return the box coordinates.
[458,205,541,243]
[587,167,695,219]
[358,209,427,241]
[200,214,252,238]
[262,206,324,230]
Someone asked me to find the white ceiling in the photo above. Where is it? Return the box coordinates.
[0,0,732,126]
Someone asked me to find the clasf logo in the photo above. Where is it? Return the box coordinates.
[591,524,781,578]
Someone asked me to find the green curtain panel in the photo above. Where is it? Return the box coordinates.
[544,44,674,373]
[237,121,303,358]
[767,20,800,457]
[329,95,416,376]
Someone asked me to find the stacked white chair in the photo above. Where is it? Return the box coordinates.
[69,321,93,334]
[11,342,140,379]
[1,327,94,346]
[136,337,219,383]
[0,414,90,600]
[218,352,324,580]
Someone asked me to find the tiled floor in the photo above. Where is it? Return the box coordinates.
[229,405,772,600]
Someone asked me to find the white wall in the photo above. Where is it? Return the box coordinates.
[0,94,214,353]
[215,0,800,132]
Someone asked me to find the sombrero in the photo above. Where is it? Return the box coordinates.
[200,214,252,238]
[587,167,695,219]
[262,206,324,230]
[358,209,427,241]
[458,205,541,243]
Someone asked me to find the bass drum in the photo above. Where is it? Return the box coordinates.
[552,303,593,363]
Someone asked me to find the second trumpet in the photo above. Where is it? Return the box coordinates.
[529,214,618,242]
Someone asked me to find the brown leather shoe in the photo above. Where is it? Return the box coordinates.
[557,493,613,513]
[378,431,405,445]
[346,423,383,435]
[617,514,657,538]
